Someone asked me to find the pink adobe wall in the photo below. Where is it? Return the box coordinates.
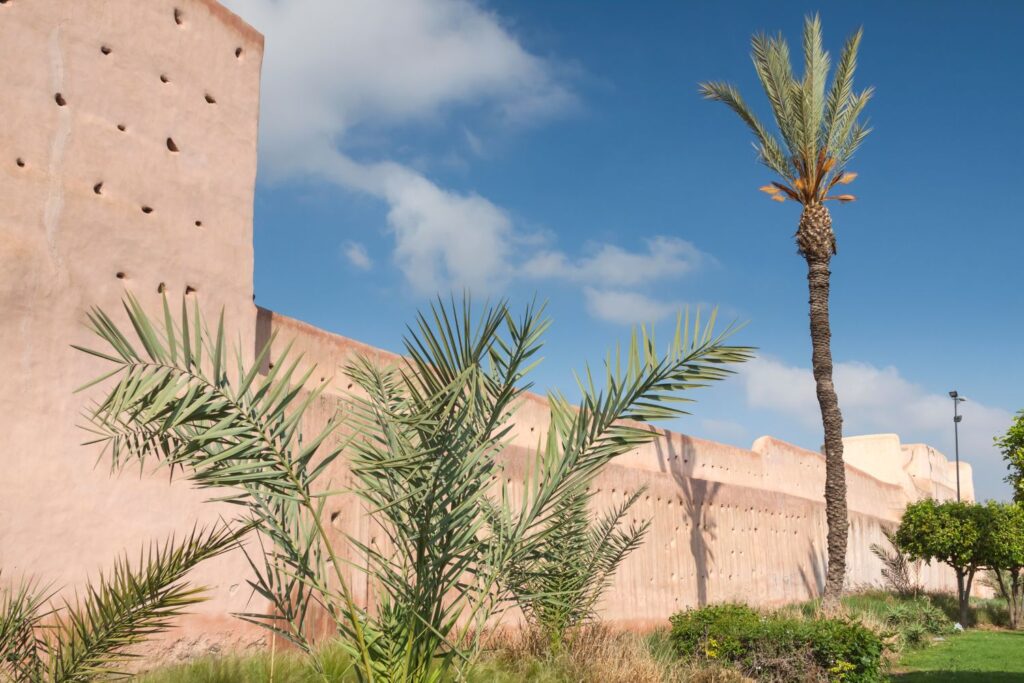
[259,310,965,631]
[0,0,266,660]
[0,0,971,665]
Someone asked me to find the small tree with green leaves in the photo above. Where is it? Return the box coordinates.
[979,501,1024,629]
[894,499,987,626]
[996,410,1024,504]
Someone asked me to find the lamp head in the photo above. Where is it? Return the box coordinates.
[949,390,958,399]
[954,415,963,423]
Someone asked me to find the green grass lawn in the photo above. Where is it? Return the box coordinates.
[892,629,1024,682]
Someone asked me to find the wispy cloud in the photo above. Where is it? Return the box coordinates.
[226,0,715,320]
[224,0,572,294]
[741,357,1014,500]
[522,237,709,286]
[583,288,683,325]
[343,241,373,271]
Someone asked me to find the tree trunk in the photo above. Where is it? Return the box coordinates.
[808,254,848,609]
[1012,569,1021,630]
[798,203,848,611]
[956,570,968,626]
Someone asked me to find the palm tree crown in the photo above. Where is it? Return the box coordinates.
[699,14,872,207]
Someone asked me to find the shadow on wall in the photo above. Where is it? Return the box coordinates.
[800,542,827,599]
[653,430,829,605]
[653,433,720,608]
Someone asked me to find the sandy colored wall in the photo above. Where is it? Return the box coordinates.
[0,0,266,659]
[0,0,971,665]
[260,311,965,632]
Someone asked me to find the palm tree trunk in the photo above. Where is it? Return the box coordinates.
[807,254,848,609]
[799,202,848,610]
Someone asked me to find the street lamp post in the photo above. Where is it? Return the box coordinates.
[949,390,966,502]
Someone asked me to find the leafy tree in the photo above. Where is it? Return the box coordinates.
[77,295,751,682]
[979,501,1024,629]
[699,15,872,608]
[995,410,1024,503]
[894,500,987,626]
[0,525,245,682]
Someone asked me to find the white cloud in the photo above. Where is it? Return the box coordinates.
[343,242,373,271]
[523,237,708,287]
[742,357,1015,499]
[224,0,713,318]
[583,288,682,325]
[305,153,512,293]
[222,0,572,294]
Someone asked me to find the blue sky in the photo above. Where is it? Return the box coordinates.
[223,0,1023,501]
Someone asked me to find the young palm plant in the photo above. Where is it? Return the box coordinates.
[699,14,872,608]
[870,528,922,596]
[77,295,752,682]
[0,524,245,682]
[503,486,650,652]
[77,295,367,678]
[344,301,752,680]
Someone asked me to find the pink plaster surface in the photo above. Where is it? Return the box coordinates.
[0,0,973,665]
[0,0,265,662]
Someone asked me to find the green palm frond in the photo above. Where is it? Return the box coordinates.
[800,14,829,164]
[341,297,550,680]
[44,523,246,682]
[698,81,791,180]
[587,489,651,588]
[750,32,799,158]
[77,294,340,501]
[823,28,863,151]
[831,90,874,171]
[1,574,53,682]
[543,309,751,489]
[76,293,374,680]
[507,485,651,648]
[703,14,872,205]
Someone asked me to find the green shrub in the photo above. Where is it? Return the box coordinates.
[803,589,973,651]
[801,618,884,681]
[882,597,952,649]
[668,603,764,661]
[669,603,885,682]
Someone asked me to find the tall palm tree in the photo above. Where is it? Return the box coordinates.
[699,15,872,607]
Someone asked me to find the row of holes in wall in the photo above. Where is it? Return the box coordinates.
[0,1,248,57]
[13,156,203,228]
[95,46,220,104]
[114,274,197,295]
[172,6,245,58]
